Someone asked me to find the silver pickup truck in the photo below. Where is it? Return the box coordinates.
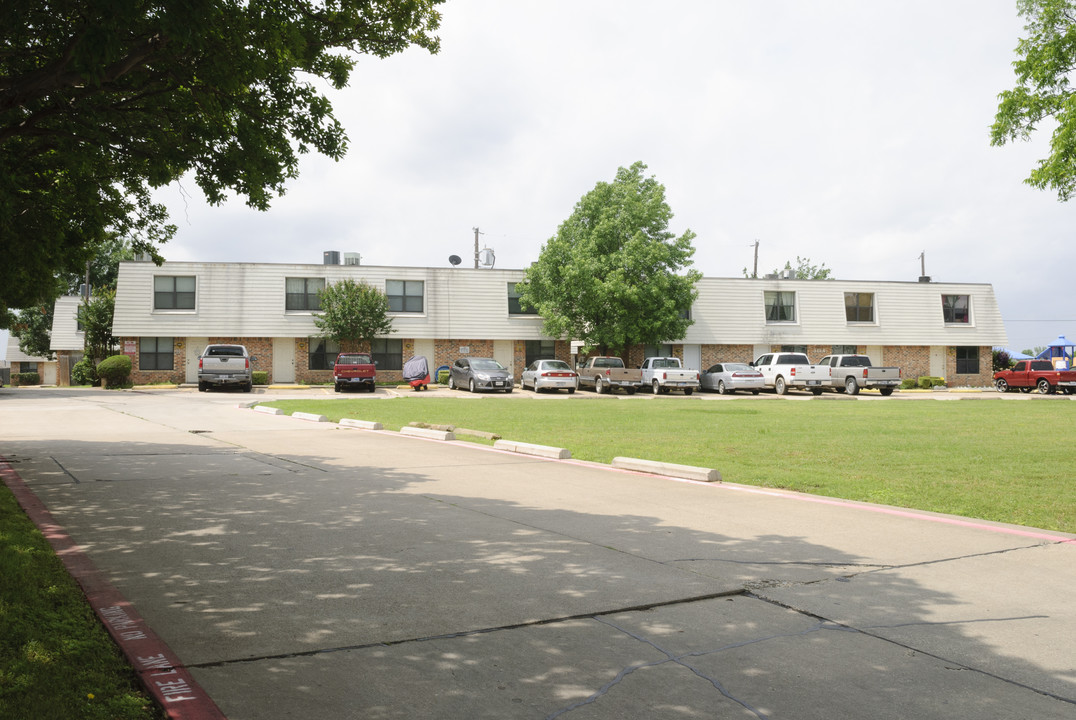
[817,354,901,396]
[198,344,253,392]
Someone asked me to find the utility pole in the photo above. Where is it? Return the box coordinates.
[473,227,481,269]
[919,251,926,277]
[752,239,759,279]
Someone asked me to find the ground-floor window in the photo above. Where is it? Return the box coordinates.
[525,339,555,366]
[644,344,674,358]
[140,337,174,370]
[955,346,979,374]
[18,362,38,373]
[372,338,403,371]
[831,345,857,355]
[309,337,340,370]
[780,345,808,354]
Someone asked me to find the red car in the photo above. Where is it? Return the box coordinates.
[994,360,1076,395]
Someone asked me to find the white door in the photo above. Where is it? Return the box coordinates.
[930,346,946,378]
[186,337,208,383]
[865,345,884,366]
[493,340,515,375]
[273,337,295,383]
[682,344,702,372]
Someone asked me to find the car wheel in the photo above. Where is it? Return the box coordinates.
[198,382,207,392]
[469,378,476,393]
[775,376,788,395]
[448,376,456,390]
[844,376,859,396]
[244,382,253,393]
[1036,378,1053,394]
[652,379,661,395]
[879,388,894,397]
[568,388,575,394]
[505,385,513,393]
[811,388,823,396]
[717,380,727,395]
[334,383,341,393]
[995,379,1009,393]
[626,386,636,395]
[750,390,759,395]
[595,376,605,394]
[684,388,693,396]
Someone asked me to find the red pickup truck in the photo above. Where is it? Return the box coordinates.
[333,352,377,393]
[994,360,1076,395]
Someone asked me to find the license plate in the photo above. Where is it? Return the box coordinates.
[493,381,504,387]
[806,380,821,386]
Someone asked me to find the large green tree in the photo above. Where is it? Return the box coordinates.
[0,0,443,322]
[78,288,118,364]
[314,278,394,349]
[519,162,701,357]
[992,0,1076,200]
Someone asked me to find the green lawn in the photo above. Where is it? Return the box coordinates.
[261,395,1076,534]
[0,486,163,720]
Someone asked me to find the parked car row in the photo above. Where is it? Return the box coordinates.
[436,353,905,397]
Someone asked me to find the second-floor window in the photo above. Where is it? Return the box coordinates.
[387,280,423,313]
[286,278,324,311]
[508,283,537,314]
[764,291,796,322]
[844,292,874,322]
[942,295,970,323]
[154,276,195,310]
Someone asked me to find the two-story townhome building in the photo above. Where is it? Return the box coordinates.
[49,295,85,386]
[108,259,1007,388]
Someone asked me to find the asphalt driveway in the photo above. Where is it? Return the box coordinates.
[1,387,1073,719]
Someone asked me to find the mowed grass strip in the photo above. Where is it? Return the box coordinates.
[0,485,164,720]
[260,396,1076,533]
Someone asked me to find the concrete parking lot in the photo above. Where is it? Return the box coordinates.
[1,386,1074,719]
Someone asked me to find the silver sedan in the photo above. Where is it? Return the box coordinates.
[700,363,764,395]
[521,359,578,393]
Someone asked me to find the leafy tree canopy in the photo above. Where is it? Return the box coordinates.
[0,0,443,320]
[744,256,832,279]
[314,278,394,348]
[518,161,701,357]
[78,287,118,364]
[992,0,1076,200]
[11,305,55,360]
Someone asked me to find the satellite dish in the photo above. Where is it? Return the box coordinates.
[448,255,461,266]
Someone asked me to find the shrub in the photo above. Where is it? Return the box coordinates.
[900,378,918,390]
[252,371,269,385]
[96,355,132,388]
[13,372,40,386]
[917,376,946,389]
[437,369,450,384]
[71,358,97,385]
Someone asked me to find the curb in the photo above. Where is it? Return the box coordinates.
[612,457,721,483]
[0,458,227,720]
[493,439,571,459]
[400,426,455,441]
[340,418,383,430]
[292,411,328,423]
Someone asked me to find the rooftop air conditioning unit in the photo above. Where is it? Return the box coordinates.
[323,250,340,265]
[343,252,361,266]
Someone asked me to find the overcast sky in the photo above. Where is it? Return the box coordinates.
[7,1,1073,360]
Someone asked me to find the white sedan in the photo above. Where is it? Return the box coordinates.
[521,359,578,393]
[700,363,764,395]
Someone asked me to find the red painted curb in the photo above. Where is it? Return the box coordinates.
[1,458,228,720]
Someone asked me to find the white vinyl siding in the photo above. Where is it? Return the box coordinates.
[49,296,85,351]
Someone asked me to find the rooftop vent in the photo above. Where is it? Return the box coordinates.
[323,251,340,265]
[343,252,361,266]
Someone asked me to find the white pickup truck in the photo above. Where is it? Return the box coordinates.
[751,352,828,395]
[640,356,700,395]
[198,344,253,392]
[817,354,901,396]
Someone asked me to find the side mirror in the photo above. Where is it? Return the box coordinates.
[374,360,379,367]
[250,356,258,365]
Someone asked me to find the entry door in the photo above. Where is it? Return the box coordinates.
[930,346,946,378]
[493,340,515,375]
[682,344,702,372]
[186,337,208,383]
[273,337,295,383]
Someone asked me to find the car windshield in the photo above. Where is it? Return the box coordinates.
[471,359,504,371]
[724,363,752,372]
[542,361,571,371]
[337,354,371,365]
